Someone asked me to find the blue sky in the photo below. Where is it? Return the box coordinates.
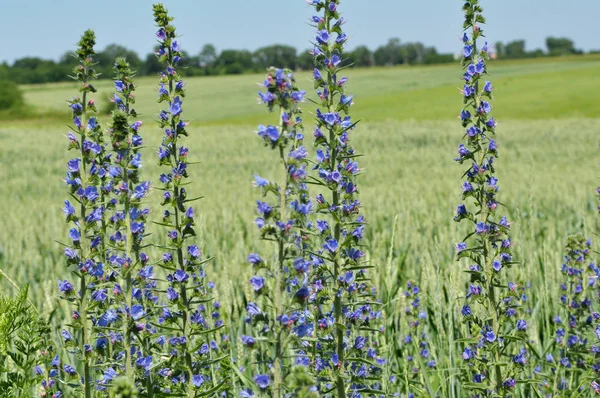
[3,0,599,63]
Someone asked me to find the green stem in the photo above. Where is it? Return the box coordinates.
[324,5,345,396]
[472,19,502,393]
[273,107,288,398]
[167,45,195,393]
[79,88,92,398]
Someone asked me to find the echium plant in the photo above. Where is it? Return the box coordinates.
[57,29,109,398]
[103,57,156,393]
[537,234,599,395]
[152,3,230,395]
[454,1,530,395]
[307,0,386,396]
[390,281,436,397]
[242,67,314,396]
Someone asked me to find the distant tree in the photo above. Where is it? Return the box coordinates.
[216,49,254,74]
[494,41,505,58]
[253,44,297,69]
[374,38,402,65]
[199,44,218,67]
[423,47,454,64]
[297,49,314,70]
[11,57,66,83]
[546,37,576,55]
[95,44,142,77]
[527,49,545,58]
[58,51,75,65]
[504,40,526,58]
[400,42,427,64]
[347,45,374,67]
[198,44,218,75]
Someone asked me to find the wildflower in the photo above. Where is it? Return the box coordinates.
[454,1,526,391]
[151,4,229,394]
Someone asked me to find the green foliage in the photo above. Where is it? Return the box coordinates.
[0,79,24,110]
[546,36,579,55]
[0,286,48,397]
[111,377,139,398]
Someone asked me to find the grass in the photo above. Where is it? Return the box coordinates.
[16,54,600,126]
[1,55,599,395]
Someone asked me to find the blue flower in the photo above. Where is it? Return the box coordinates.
[115,80,125,92]
[241,335,256,346]
[248,253,262,264]
[340,94,353,106]
[131,304,145,320]
[254,374,270,390]
[247,302,261,316]
[68,228,80,242]
[316,30,329,45]
[253,175,269,187]
[250,276,265,291]
[483,81,493,93]
[256,201,272,216]
[64,364,77,376]
[169,96,183,116]
[323,239,338,253]
[63,200,75,216]
[58,279,74,293]
[187,245,201,259]
[463,45,473,58]
[166,287,179,301]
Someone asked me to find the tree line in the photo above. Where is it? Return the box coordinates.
[0,36,594,85]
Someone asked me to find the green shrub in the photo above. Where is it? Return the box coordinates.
[0,80,24,110]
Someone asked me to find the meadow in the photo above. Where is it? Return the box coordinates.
[1,53,599,395]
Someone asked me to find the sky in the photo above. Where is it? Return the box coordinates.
[3,0,600,64]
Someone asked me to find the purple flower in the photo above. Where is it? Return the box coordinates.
[192,374,205,387]
[64,364,77,376]
[166,287,179,301]
[463,45,473,58]
[250,276,265,292]
[483,81,493,93]
[169,96,183,116]
[241,335,256,347]
[115,80,125,92]
[58,279,74,294]
[248,253,262,264]
[253,175,269,187]
[256,201,272,216]
[316,30,329,45]
[68,228,80,242]
[247,302,261,316]
[254,374,270,390]
[188,245,201,259]
[323,239,338,253]
[131,304,145,320]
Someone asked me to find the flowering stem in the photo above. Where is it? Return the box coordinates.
[272,107,289,398]
[78,88,92,398]
[472,34,502,390]
[323,13,346,397]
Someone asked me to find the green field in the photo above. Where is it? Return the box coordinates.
[1,55,599,393]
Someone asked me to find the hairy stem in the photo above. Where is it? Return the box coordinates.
[79,88,92,398]
[273,107,288,398]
